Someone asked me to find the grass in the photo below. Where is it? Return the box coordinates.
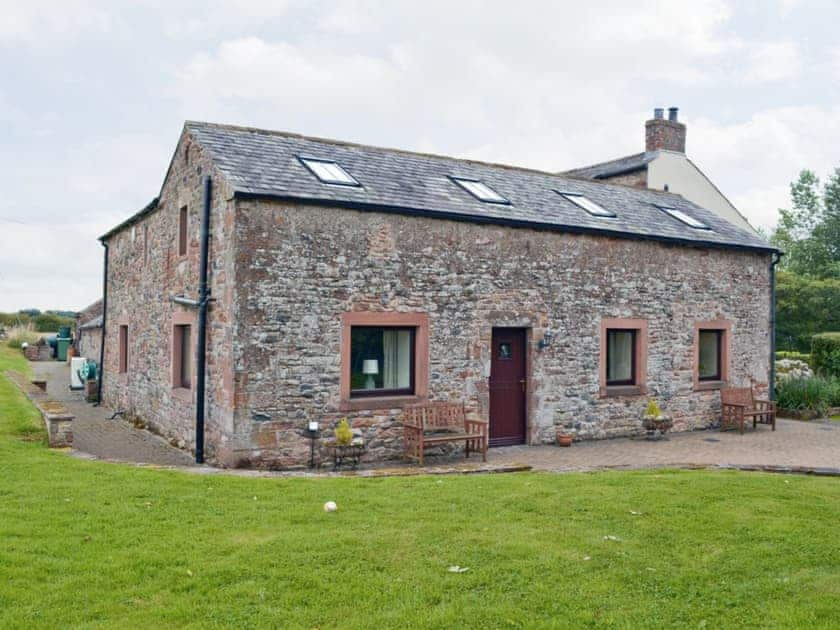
[1,347,839,627]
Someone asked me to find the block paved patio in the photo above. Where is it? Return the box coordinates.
[31,360,840,475]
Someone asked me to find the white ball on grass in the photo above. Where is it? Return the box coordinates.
[323,501,337,512]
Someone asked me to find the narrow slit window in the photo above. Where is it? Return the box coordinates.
[558,191,615,217]
[656,205,710,230]
[451,177,510,204]
[299,157,360,186]
[118,325,128,374]
[174,324,192,389]
[178,206,188,256]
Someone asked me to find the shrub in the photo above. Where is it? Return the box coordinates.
[0,312,31,327]
[775,375,840,416]
[32,313,74,333]
[775,351,811,365]
[811,333,840,378]
[776,359,813,381]
[775,272,840,352]
[5,325,41,349]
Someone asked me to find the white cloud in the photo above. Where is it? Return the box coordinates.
[742,41,802,83]
[690,105,840,230]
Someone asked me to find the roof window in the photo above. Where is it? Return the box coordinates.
[557,191,615,218]
[656,204,710,230]
[451,177,510,204]
[299,156,360,186]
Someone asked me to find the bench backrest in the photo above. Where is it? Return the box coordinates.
[404,402,466,430]
[720,387,754,407]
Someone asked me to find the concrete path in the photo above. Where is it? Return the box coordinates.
[31,361,194,467]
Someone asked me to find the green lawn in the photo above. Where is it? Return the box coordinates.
[1,347,839,628]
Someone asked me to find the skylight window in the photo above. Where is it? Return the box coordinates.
[451,177,510,204]
[299,157,360,186]
[557,191,615,218]
[656,205,710,230]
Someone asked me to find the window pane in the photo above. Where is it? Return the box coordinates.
[453,177,508,203]
[180,325,192,389]
[698,330,720,380]
[351,327,413,394]
[302,158,358,185]
[607,330,634,383]
[561,193,615,217]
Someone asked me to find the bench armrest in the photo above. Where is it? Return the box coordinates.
[464,419,488,433]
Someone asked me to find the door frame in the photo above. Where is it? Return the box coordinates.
[488,326,529,447]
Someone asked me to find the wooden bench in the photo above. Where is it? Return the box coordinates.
[720,387,776,434]
[403,402,487,465]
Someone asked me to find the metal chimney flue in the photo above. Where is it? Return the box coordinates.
[654,108,664,120]
[668,107,679,122]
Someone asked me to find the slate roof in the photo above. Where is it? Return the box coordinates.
[103,122,776,253]
[78,315,102,331]
[563,152,656,179]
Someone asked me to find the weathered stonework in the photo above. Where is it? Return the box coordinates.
[101,133,772,469]
[101,130,238,461]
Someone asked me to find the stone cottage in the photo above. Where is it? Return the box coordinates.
[75,299,103,362]
[99,121,779,468]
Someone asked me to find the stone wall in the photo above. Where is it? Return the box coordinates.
[100,129,238,459]
[76,327,101,363]
[599,169,647,188]
[224,200,772,468]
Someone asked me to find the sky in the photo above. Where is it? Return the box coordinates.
[1,0,839,312]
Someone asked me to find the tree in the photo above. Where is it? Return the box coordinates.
[771,170,840,278]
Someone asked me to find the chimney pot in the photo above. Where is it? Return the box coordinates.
[654,108,664,120]
[668,107,679,122]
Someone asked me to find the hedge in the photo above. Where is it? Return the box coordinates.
[811,333,840,377]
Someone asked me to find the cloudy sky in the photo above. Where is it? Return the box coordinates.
[1,0,839,312]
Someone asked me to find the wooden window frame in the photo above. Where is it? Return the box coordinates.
[178,206,188,257]
[606,329,637,386]
[349,326,416,398]
[693,320,731,391]
[599,318,648,398]
[171,311,196,399]
[340,312,429,411]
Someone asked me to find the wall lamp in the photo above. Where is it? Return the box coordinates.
[538,330,554,352]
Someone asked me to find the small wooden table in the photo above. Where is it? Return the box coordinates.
[326,441,366,470]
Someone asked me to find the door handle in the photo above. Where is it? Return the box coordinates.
[519,379,526,392]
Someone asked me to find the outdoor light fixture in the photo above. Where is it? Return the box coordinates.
[538,330,554,351]
[362,359,379,389]
[305,420,320,468]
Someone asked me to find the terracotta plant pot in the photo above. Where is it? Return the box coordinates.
[557,433,573,447]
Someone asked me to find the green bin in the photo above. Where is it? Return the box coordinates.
[56,338,71,361]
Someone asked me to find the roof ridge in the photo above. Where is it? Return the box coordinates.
[562,151,655,175]
[184,121,685,201]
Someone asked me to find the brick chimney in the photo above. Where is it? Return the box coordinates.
[645,107,686,153]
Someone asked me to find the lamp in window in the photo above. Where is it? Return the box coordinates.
[362,359,379,389]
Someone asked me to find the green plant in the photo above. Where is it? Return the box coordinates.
[335,418,353,445]
[775,351,812,365]
[774,376,839,416]
[644,399,662,418]
[32,312,74,333]
[811,332,840,377]
[4,325,40,349]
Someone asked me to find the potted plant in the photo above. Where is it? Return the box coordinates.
[642,399,672,440]
[555,429,573,447]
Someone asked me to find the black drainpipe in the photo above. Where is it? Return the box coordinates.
[195,175,212,464]
[96,241,109,406]
[769,251,783,401]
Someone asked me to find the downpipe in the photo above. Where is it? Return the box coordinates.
[95,241,109,406]
[769,251,783,401]
[195,175,212,464]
